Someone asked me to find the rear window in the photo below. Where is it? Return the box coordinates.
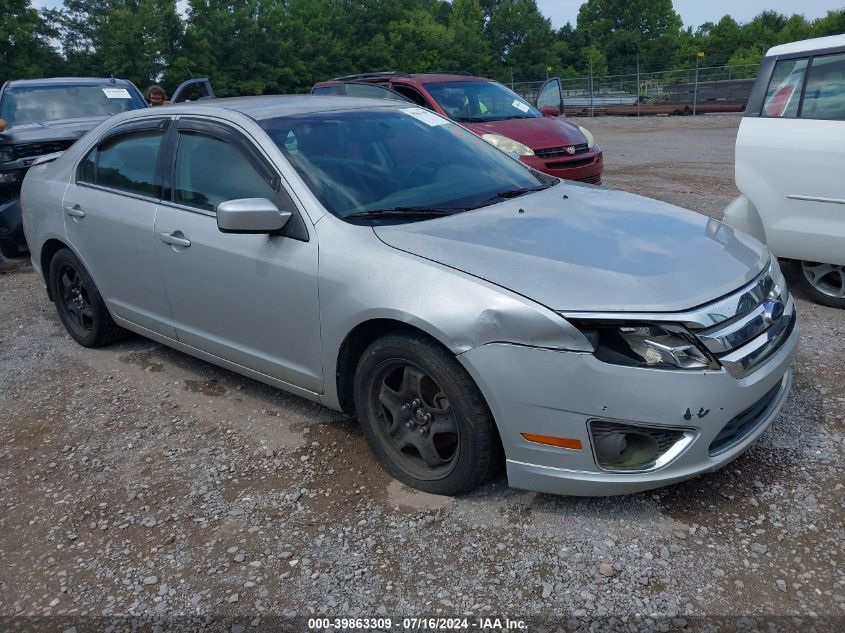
[312,85,344,96]
[762,58,807,118]
[800,52,845,120]
[0,84,146,127]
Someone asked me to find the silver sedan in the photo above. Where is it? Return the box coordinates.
[21,96,798,496]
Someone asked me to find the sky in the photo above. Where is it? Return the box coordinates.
[535,0,840,29]
[30,0,842,30]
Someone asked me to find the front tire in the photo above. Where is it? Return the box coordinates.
[49,248,126,347]
[353,332,499,496]
[0,237,25,258]
[787,259,845,309]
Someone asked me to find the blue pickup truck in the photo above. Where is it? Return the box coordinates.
[0,76,213,256]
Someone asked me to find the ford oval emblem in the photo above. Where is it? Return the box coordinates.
[763,299,785,324]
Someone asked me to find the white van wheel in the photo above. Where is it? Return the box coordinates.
[789,260,845,309]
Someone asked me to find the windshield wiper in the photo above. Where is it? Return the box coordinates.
[344,206,462,220]
[472,185,552,208]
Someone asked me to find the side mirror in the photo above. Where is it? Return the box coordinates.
[539,106,560,117]
[216,198,291,234]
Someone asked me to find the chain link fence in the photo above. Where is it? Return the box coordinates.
[510,63,761,116]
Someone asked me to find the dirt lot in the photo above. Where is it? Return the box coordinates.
[1,115,843,632]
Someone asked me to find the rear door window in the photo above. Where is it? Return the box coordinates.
[800,52,845,120]
[763,58,807,118]
[93,129,164,197]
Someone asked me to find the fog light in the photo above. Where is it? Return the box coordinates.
[594,431,659,468]
[589,421,694,472]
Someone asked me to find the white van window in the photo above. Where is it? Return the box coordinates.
[763,58,807,118]
[800,53,845,121]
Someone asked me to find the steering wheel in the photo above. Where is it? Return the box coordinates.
[404,160,440,187]
[314,160,387,200]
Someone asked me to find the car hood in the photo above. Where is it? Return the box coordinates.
[0,116,106,145]
[373,183,768,313]
[463,117,587,150]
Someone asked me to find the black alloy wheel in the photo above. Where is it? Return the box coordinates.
[49,248,126,347]
[369,360,460,481]
[353,332,499,495]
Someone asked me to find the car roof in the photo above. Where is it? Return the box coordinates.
[316,72,488,86]
[408,73,486,83]
[766,34,845,57]
[4,77,136,88]
[151,95,407,121]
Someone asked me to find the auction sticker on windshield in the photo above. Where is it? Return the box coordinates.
[102,88,132,99]
[400,107,448,126]
[511,99,530,113]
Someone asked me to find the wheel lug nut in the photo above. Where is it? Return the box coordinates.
[424,413,432,422]
[406,421,414,428]
[419,427,428,435]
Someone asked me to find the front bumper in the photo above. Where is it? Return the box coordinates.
[457,316,798,496]
[521,148,603,184]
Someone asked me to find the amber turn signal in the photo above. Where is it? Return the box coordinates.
[521,433,583,450]
[0,119,7,133]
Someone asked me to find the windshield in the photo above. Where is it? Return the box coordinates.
[0,84,147,127]
[260,108,554,220]
[424,80,543,122]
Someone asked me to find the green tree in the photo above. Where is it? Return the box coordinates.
[60,0,182,88]
[576,0,681,72]
[727,47,763,68]
[483,0,557,79]
[811,9,845,37]
[1,0,63,85]
[447,0,492,74]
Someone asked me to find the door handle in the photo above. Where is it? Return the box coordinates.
[64,204,85,218]
[159,232,192,248]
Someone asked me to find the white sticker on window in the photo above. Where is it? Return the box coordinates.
[512,99,530,113]
[102,88,132,99]
[400,107,448,126]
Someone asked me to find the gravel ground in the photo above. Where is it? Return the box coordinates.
[1,115,844,632]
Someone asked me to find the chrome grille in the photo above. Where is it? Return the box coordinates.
[577,174,602,185]
[535,143,589,158]
[546,157,595,170]
[13,140,76,160]
[691,260,794,378]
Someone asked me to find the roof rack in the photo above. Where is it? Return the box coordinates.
[331,71,410,81]
[417,70,474,76]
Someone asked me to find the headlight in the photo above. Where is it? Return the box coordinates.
[481,133,534,156]
[0,147,13,163]
[575,323,716,370]
[577,125,595,148]
[0,169,23,184]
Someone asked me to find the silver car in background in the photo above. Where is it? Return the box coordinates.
[21,96,798,496]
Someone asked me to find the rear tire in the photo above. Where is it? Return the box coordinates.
[353,331,499,496]
[787,259,845,309]
[49,248,126,347]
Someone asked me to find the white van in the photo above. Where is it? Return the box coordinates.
[724,34,845,308]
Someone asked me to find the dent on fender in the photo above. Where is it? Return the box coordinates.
[453,303,592,353]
